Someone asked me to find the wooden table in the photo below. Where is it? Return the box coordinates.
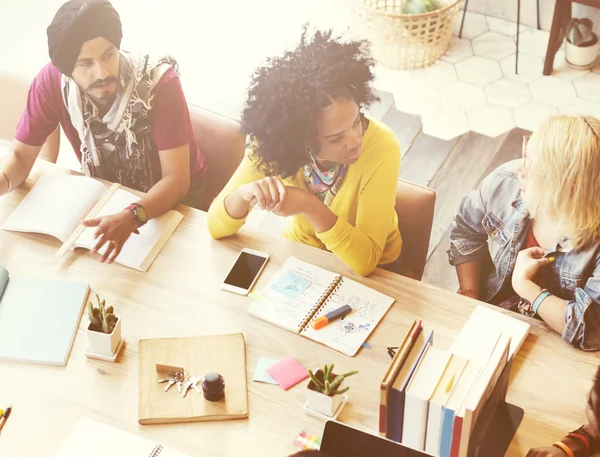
[0,161,599,457]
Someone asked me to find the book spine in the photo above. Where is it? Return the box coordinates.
[299,276,342,331]
[449,416,463,457]
[386,387,406,442]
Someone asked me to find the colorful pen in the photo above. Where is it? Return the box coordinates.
[311,304,352,330]
[0,405,11,432]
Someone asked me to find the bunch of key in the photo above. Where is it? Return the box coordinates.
[158,370,202,398]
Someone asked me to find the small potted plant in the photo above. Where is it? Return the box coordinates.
[86,294,122,357]
[564,18,600,68]
[306,363,358,417]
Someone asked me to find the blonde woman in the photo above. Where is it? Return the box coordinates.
[448,115,600,350]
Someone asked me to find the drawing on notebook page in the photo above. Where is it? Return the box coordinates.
[269,270,312,301]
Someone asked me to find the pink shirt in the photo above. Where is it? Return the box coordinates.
[15,63,205,185]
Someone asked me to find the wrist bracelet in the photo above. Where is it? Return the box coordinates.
[458,288,479,298]
[566,432,590,455]
[1,170,12,195]
[553,441,575,457]
[532,289,551,314]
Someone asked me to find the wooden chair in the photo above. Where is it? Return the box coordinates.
[187,105,245,211]
[393,180,436,281]
[0,69,60,162]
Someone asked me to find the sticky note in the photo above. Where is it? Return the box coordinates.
[253,357,280,384]
[266,356,309,390]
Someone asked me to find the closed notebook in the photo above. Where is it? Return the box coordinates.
[439,360,482,457]
[401,345,450,451]
[425,353,469,456]
[54,416,190,457]
[379,319,422,437]
[451,306,530,362]
[457,333,511,457]
[387,327,434,442]
[249,257,395,356]
[0,265,89,366]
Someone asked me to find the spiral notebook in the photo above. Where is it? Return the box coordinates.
[53,417,191,457]
[249,257,395,356]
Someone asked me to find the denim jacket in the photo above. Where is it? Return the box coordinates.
[448,160,600,351]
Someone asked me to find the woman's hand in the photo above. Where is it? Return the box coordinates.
[512,247,554,297]
[271,187,312,217]
[235,177,287,211]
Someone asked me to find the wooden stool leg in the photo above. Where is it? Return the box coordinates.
[458,0,470,38]
[516,0,521,74]
[543,0,571,75]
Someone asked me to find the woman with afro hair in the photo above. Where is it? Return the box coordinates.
[208,27,402,276]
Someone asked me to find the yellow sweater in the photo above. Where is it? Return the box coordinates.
[207,117,402,276]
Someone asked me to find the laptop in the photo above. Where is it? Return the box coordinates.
[320,420,431,457]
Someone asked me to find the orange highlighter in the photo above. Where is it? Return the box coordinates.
[310,305,352,330]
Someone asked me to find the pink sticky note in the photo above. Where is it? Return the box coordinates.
[266,356,309,390]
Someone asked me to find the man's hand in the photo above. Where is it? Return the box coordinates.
[82,210,139,264]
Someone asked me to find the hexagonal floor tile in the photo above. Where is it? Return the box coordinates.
[453,12,488,40]
[393,83,441,115]
[456,56,502,86]
[472,31,516,61]
[467,105,515,137]
[500,54,544,83]
[513,101,558,131]
[530,76,577,107]
[486,16,527,36]
[559,98,600,118]
[441,37,473,64]
[411,61,457,89]
[574,72,600,103]
[422,107,470,141]
[372,65,413,95]
[552,51,591,81]
[485,78,531,109]
[517,29,551,58]
[439,81,486,111]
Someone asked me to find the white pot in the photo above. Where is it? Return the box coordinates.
[87,317,122,356]
[564,35,600,69]
[306,375,344,417]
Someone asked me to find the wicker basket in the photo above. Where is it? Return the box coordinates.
[347,0,463,70]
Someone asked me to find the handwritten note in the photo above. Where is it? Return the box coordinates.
[248,258,340,333]
[302,278,395,356]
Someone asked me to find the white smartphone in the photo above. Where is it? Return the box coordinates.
[221,248,270,296]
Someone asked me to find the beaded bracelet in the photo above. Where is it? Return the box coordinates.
[458,289,480,299]
[553,441,575,457]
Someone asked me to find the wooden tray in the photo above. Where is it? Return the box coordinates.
[138,333,248,425]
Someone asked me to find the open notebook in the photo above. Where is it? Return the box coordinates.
[54,417,190,457]
[2,174,183,271]
[0,265,89,366]
[249,257,395,356]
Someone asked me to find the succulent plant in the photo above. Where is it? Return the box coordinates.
[566,18,598,47]
[87,294,117,334]
[308,363,358,397]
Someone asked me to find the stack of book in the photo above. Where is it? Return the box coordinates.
[379,306,530,457]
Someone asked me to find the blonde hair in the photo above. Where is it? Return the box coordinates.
[525,114,600,250]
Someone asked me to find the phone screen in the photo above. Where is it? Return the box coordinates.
[223,252,268,290]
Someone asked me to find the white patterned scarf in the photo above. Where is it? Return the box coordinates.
[62,52,176,192]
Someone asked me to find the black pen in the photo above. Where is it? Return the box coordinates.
[0,405,11,432]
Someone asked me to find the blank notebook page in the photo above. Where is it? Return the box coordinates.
[0,276,89,366]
